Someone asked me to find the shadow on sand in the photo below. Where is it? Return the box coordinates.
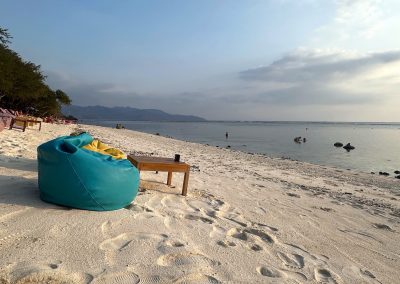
[0,174,72,210]
[0,154,37,172]
[0,155,70,210]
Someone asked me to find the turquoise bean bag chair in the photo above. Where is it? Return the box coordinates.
[37,133,139,211]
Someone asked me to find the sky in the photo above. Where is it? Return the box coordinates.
[1,0,400,121]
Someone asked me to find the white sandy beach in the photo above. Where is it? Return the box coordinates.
[0,123,399,284]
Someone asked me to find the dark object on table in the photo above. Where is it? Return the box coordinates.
[174,154,180,162]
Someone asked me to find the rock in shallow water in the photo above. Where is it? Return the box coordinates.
[343,143,355,151]
[334,142,343,147]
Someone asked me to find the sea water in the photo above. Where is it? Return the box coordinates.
[83,120,400,174]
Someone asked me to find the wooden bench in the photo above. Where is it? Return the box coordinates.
[127,155,190,196]
[9,117,42,132]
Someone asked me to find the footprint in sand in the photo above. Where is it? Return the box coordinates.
[287,192,301,198]
[244,228,275,244]
[247,243,263,251]
[256,266,284,278]
[184,214,214,224]
[125,203,154,213]
[1,262,88,284]
[226,228,248,241]
[216,240,236,248]
[131,207,164,220]
[92,271,140,284]
[277,252,305,269]
[314,268,340,284]
[100,232,168,251]
[101,221,113,237]
[226,227,275,246]
[254,222,279,232]
[173,273,221,284]
[165,239,185,248]
[159,195,193,214]
[372,223,394,232]
[157,252,220,268]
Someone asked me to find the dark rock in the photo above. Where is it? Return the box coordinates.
[379,172,390,176]
[395,175,400,179]
[334,142,343,147]
[294,136,302,143]
[155,132,160,136]
[394,170,400,174]
[226,145,231,148]
[371,172,375,174]
[343,143,355,151]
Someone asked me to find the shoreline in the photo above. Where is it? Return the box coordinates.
[0,123,399,283]
[81,120,400,176]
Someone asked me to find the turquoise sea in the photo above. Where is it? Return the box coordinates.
[83,120,400,175]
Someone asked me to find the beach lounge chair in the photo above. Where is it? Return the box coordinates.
[0,108,15,130]
[37,133,140,211]
[9,114,42,132]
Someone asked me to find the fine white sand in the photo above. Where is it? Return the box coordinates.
[0,123,399,284]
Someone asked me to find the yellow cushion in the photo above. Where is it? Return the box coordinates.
[83,139,126,160]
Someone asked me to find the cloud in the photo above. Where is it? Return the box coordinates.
[44,48,400,121]
[312,0,400,48]
[238,49,400,105]
[334,0,384,39]
[240,49,400,82]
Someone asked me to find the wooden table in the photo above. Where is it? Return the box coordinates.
[9,117,41,132]
[127,155,190,196]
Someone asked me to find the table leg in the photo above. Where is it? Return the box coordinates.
[167,171,172,186]
[23,121,27,132]
[9,118,14,130]
[182,170,189,196]
[39,122,42,131]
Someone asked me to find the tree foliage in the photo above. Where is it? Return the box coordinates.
[0,27,71,117]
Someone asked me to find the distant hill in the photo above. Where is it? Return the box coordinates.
[62,105,206,122]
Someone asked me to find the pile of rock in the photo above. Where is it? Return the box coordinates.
[294,137,306,143]
[333,142,355,151]
[374,170,400,179]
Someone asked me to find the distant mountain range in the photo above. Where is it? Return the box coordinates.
[62,105,206,122]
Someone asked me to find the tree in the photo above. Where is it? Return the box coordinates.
[0,27,12,47]
[0,27,71,117]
